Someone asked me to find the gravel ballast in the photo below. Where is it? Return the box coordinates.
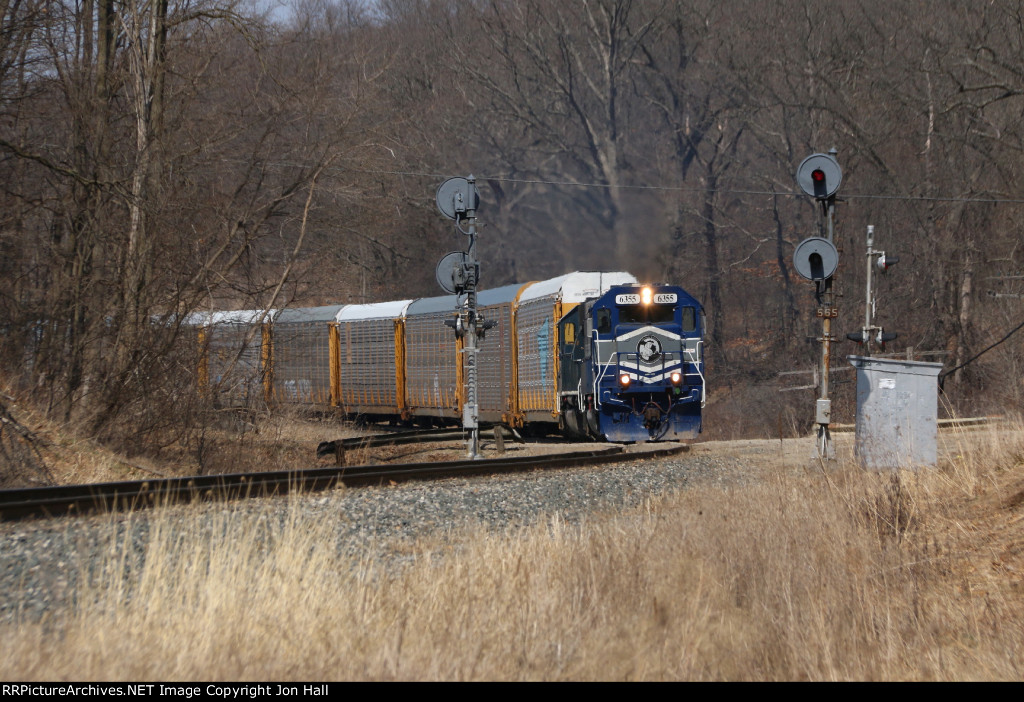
[0,441,783,625]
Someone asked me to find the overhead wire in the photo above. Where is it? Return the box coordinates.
[277,162,1024,204]
[938,316,1024,390]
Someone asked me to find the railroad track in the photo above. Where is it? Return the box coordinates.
[0,438,691,522]
[315,426,515,458]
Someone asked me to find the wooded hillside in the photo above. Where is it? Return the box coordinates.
[2,0,1022,456]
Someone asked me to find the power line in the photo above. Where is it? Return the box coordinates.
[344,166,1024,205]
[218,158,1024,204]
[938,316,1024,389]
[841,192,1024,204]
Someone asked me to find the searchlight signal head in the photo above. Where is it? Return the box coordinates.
[796,152,842,200]
[793,237,839,281]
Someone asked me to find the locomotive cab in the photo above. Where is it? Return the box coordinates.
[558,284,705,442]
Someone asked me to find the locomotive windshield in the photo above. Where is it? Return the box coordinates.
[617,304,677,325]
[611,303,696,331]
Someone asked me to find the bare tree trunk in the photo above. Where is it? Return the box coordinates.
[771,192,798,344]
[124,0,168,337]
[954,247,974,384]
[700,175,725,363]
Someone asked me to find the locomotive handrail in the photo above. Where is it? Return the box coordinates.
[684,341,706,408]
[591,332,613,407]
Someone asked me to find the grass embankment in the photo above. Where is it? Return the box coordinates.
[2,424,1022,680]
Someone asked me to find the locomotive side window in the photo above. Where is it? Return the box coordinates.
[559,309,585,363]
[682,306,696,332]
[563,321,575,344]
[596,309,611,334]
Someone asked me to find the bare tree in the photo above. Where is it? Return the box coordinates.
[434,0,658,266]
[0,0,402,453]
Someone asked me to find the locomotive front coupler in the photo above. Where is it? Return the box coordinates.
[643,404,663,430]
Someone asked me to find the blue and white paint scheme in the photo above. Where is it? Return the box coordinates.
[557,284,705,442]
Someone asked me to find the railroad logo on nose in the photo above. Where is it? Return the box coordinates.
[637,335,662,364]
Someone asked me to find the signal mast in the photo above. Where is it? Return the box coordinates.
[846,225,898,355]
[435,175,495,459]
[794,149,842,460]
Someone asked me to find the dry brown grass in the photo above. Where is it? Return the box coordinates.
[1,423,1022,680]
[21,407,361,484]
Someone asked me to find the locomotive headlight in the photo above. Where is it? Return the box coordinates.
[618,373,631,387]
[641,287,653,305]
[670,371,682,385]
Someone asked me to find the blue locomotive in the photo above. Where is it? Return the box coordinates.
[556,284,705,442]
[193,272,705,443]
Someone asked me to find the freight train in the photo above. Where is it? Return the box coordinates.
[191,271,705,442]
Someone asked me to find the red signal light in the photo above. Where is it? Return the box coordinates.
[797,152,842,200]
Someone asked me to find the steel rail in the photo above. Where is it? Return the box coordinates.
[315,425,525,458]
[317,428,478,457]
[0,444,690,522]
